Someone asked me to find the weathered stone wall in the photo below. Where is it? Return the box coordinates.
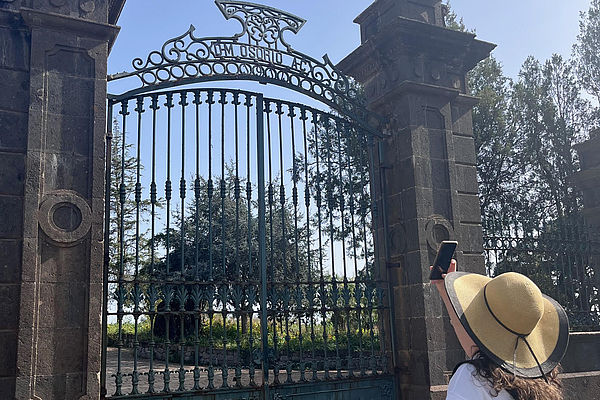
[0,1,120,398]
[0,8,30,399]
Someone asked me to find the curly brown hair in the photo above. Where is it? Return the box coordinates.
[454,352,563,400]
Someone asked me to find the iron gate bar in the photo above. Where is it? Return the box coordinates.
[256,93,269,400]
[103,85,394,397]
[148,93,158,394]
[245,93,258,388]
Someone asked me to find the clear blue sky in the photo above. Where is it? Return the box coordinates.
[108,0,592,93]
[450,0,591,78]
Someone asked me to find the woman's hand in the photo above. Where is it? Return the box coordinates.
[430,259,457,286]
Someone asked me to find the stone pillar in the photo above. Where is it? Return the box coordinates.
[572,130,600,227]
[572,131,600,336]
[0,1,121,399]
[338,1,494,398]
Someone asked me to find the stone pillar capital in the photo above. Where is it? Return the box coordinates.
[338,18,495,104]
[20,7,120,43]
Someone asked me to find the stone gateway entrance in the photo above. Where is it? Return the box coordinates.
[0,0,496,399]
[103,2,394,399]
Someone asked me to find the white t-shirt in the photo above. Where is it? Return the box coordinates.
[446,363,514,400]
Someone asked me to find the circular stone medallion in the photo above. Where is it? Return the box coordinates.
[39,190,92,245]
[425,215,455,252]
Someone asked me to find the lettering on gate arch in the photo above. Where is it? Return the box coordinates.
[207,41,318,73]
[209,42,285,65]
[109,0,384,136]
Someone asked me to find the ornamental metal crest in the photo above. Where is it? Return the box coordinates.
[108,0,382,134]
[215,0,306,50]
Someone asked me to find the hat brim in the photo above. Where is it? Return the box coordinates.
[445,272,569,378]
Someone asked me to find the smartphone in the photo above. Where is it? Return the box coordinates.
[429,241,458,280]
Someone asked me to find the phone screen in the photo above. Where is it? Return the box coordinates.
[429,241,457,280]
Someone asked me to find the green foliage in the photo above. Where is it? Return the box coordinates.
[510,55,588,220]
[469,53,592,224]
[106,319,153,346]
[574,0,600,106]
[463,3,600,327]
[469,56,521,222]
[442,1,469,32]
[106,318,379,353]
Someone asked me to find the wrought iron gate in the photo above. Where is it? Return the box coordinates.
[102,2,395,399]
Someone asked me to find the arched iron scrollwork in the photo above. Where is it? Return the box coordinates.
[108,0,383,136]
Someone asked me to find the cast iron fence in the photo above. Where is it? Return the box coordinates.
[483,217,600,331]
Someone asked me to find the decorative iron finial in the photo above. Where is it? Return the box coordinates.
[215,1,306,51]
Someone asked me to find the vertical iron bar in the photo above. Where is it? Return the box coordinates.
[165,93,173,277]
[276,103,287,282]
[148,93,159,394]
[336,121,353,378]
[178,90,188,392]
[233,92,241,278]
[288,104,304,383]
[208,289,215,390]
[346,124,364,376]
[301,108,317,382]
[232,92,243,388]
[245,93,256,387]
[194,90,201,280]
[163,92,174,393]
[192,90,202,391]
[220,90,227,278]
[179,91,187,276]
[115,99,129,397]
[219,90,229,388]
[245,94,253,281]
[131,96,144,395]
[313,111,329,380]
[324,116,341,379]
[257,94,270,398]
[207,90,215,390]
[283,103,295,384]
[362,134,376,375]
[276,101,289,383]
[264,99,278,385]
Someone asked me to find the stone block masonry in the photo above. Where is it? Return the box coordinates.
[0,1,121,399]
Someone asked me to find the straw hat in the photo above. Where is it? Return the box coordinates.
[445,271,569,378]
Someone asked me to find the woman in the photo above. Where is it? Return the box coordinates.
[432,260,569,400]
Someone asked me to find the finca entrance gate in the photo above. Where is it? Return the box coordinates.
[102,2,395,399]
